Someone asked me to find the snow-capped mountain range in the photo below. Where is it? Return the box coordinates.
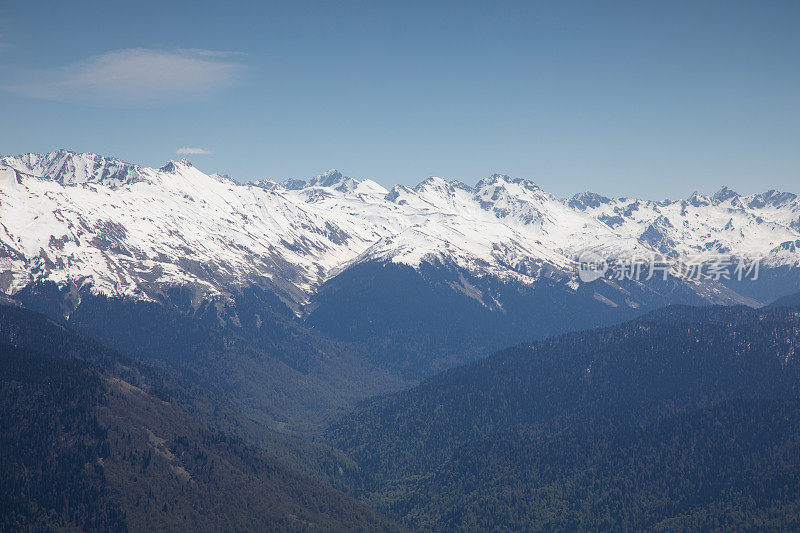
[1,150,798,310]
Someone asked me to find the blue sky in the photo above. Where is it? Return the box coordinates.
[0,0,798,198]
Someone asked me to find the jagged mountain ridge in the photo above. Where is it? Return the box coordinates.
[1,149,798,311]
[2,150,144,186]
[568,186,800,263]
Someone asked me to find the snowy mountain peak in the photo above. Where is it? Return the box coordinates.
[474,175,543,200]
[476,173,510,187]
[414,176,457,193]
[568,191,613,210]
[159,159,194,173]
[249,170,360,193]
[1,150,143,187]
[711,185,739,204]
[280,178,308,190]
[472,174,552,224]
[747,189,798,209]
[309,169,344,187]
[686,191,712,207]
[284,169,360,194]
[353,179,388,195]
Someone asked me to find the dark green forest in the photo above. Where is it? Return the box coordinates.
[0,346,125,531]
[4,293,800,531]
[328,304,800,530]
[0,305,397,531]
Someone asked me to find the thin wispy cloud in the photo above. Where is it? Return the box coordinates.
[175,147,212,155]
[5,48,246,106]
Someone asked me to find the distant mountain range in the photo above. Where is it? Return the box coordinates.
[1,149,798,310]
[1,150,799,381]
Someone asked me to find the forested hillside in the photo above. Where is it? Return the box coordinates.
[13,283,406,434]
[0,305,398,531]
[329,304,800,530]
